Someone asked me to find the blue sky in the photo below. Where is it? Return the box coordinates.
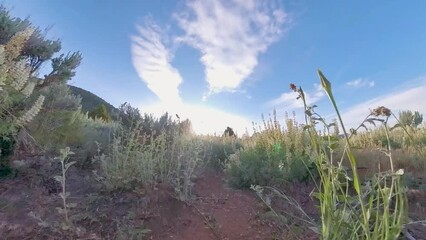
[5,0,426,134]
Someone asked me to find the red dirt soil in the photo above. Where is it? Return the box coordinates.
[145,171,282,240]
[0,159,425,239]
[0,164,288,240]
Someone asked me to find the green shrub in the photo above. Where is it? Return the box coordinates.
[88,104,111,122]
[300,70,407,239]
[227,111,312,188]
[0,28,45,176]
[94,115,201,200]
[227,144,286,188]
[1,7,82,174]
[26,83,114,168]
[169,134,202,201]
[198,135,241,170]
[94,121,162,191]
[227,136,312,188]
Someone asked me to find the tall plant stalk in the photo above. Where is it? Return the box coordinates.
[290,70,408,239]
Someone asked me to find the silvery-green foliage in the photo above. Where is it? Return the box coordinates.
[94,117,201,200]
[34,83,81,111]
[0,29,34,97]
[15,95,45,126]
[170,135,202,201]
[53,147,76,229]
[0,28,44,136]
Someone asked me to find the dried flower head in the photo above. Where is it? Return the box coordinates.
[16,95,45,126]
[4,28,34,61]
[290,83,297,92]
[371,106,391,117]
[21,81,36,97]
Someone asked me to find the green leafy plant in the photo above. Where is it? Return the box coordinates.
[227,111,312,188]
[88,104,111,122]
[54,147,76,229]
[289,70,408,239]
[198,134,241,170]
[94,114,201,201]
[93,120,159,191]
[169,134,202,201]
[0,28,45,176]
[398,110,423,128]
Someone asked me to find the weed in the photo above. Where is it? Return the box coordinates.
[54,147,77,230]
[94,116,201,201]
[294,70,408,239]
[227,111,312,188]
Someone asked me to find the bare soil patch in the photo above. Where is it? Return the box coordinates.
[0,157,425,239]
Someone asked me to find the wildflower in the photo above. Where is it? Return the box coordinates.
[290,83,297,92]
[371,106,391,117]
[16,95,45,126]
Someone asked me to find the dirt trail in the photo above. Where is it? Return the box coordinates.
[146,171,280,240]
[0,163,283,240]
[2,163,423,239]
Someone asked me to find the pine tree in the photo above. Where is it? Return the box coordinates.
[88,104,111,122]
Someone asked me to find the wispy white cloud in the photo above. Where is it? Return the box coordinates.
[346,78,375,88]
[267,84,325,109]
[131,18,253,135]
[131,19,183,105]
[175,0,289,99]
[341,80,426,128]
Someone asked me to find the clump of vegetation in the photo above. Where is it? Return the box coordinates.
[2,4,425,239]
[93,105,201,200]
[0,8,120,237]
[227,111,312,188]
[0,27,45,176]
[196,134,241,170]
[0,6,117,170]
[88,104,111,122]
[349,109,426,175]
[398,110,423,128]
[294,70,407,239]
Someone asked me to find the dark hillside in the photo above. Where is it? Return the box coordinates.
[69,85,118,118]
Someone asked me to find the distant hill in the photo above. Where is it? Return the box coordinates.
[69,85,118,119]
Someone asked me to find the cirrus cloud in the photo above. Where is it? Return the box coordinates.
[131,19,183,105]
[346,78,375,88]
[131,18,253,135]
[175,0,289,99]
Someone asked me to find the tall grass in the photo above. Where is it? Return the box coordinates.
[349,125,426,175]
[93,118,201,200]
[93,120,162,190]
[227,111,312,188]
[294,70,408,239]
[196,134,241,170]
